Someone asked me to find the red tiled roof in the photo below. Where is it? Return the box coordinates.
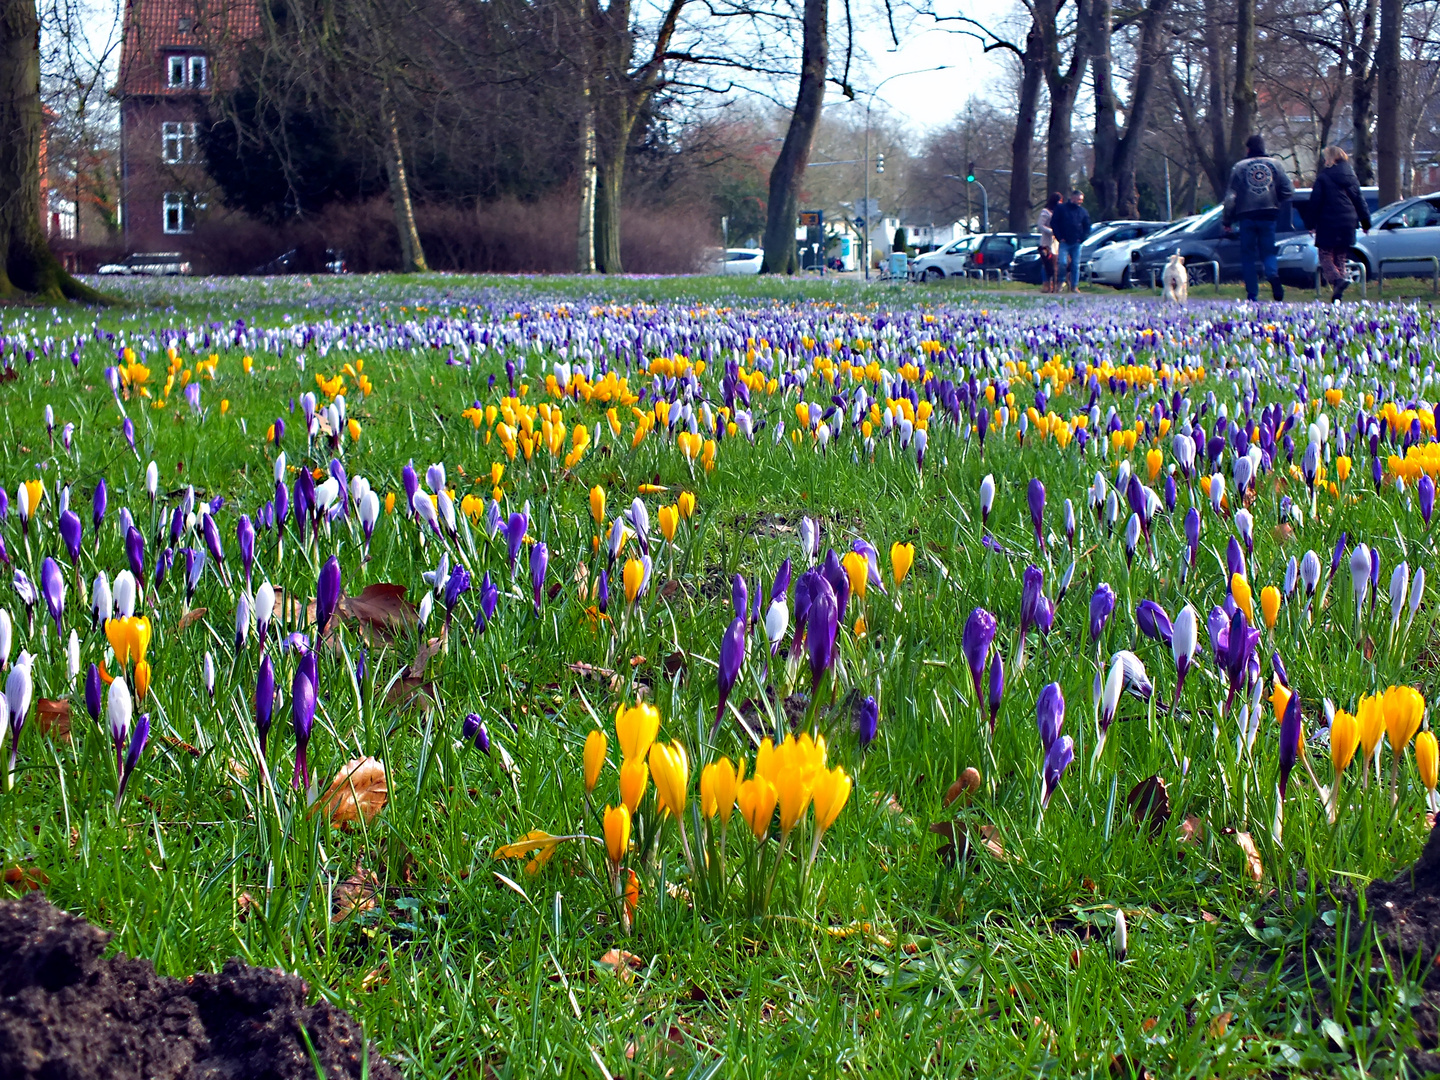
[118,0,261,96]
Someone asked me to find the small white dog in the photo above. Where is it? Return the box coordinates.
[1162,253,1188,303]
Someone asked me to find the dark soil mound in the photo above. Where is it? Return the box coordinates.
[0,892,400,1080]
[1320,818,1440,1074]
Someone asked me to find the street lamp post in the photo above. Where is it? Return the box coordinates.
[862,65,950,281]
[945,170,988,233]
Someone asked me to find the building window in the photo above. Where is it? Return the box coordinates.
[163,193,189,234]
[166,54,208,88]
[177,15,193,31]
[161,122,197,163]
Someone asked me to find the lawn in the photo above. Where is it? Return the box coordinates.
[1,274,1438,1078]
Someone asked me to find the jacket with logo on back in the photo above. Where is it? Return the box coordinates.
[1221,156,1295,226]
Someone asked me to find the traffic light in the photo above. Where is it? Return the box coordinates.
[875,153,885,174]
[966,163,977,183]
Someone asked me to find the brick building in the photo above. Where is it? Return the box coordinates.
[116,0,258,255]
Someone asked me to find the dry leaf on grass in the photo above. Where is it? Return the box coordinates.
[3,865,50,892]
[1178,815,1204,844]
[310,756,388,827]
[1208,1011,1233,1038]
[943,767,982,807]
[596,948,645,983]
[1235,831,1264,881]
[332,863,380,922]
[338,583,418,641]
[493,830,567,875]
[930,820,1011,864]
[1126,776,1170,837]
[34,699,71,742]
[177,607,209,632]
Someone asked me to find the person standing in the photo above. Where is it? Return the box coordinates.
[1309,145,1371,303]
[1051,190,1091,293]
[1221,134,1295,302]
[1037,192,1062,293]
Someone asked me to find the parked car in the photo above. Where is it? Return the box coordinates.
[1131,188,1381,286]
[1279,192,1440,285]
[964,232,1041,275]
[911,235,981,279]
[1089,217,1199,288]
[97,252,192,276]
[1011,220,1167,284]
[720,248,764,275]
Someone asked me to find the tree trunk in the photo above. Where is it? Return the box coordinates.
[1227,0,1257,167]
[594,131,628,273]
[1202,10,1230,196]
[1008,22,1044,231]
[383,98,428,273]
[761,0,826,275]
[1351,0,1378,183]
[1376,0,1402,204]
[0,0,104,301]
[576,82,597,273]
[1091,0,1171,219]
[1038,0,1089,197]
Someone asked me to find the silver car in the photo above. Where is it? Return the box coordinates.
[1278,192,1436,284]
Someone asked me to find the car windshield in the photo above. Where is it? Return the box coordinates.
[944,239,977,254]
[1150,216,1200,239]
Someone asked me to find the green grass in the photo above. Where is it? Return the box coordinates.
[1,273,1437,1078]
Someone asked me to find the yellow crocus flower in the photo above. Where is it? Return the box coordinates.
[1383,685,1425,758]
[584,729,607,793]
[1331,710,1360,774]
[615,702,660,763]
[1260,586,1281,630]
[1417,730,1438,794]
[736,776,778,840]
[890,542,914,586]
[603,804,630,866]
[1230,574,1254,624]
[1357,694,1386,764]
[648,740,689,818]
[810,766,852,834]
[619,758,648,813]
[841,551,868,602]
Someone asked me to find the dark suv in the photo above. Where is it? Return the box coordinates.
[965,233,1041,274]
[1130,188,1381,286]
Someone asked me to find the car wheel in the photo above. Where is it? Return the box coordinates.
[925,267,944,281]
[1117,267,1132,291]
[1348,252,1372,282]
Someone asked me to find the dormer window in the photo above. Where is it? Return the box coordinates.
[166,54,208,88]
[177,15,193,31]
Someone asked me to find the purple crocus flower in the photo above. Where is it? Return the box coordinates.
[962,607,997,706]
[275,479,289,531]
[854,695,879,749]
[291,668,316,790]
[125,526,145,582]
[153,547,174,592]
[1184,507,1201,568]
[1136,600,1173,646]
[122,417,135,451]
[115,713,149,809]
[505,512,528,574]
[85,663,102,720]
[712,614,747,735]
[1036,682,1065,752]
[1420,474,1435,527]
[1041,735,1075,808]
[821,548,850,625]
[273,417,285,447]
[40,557,64,635]
[315,555,341,637]
[771,558,792,603]
[1223,608,1260,708]
[529,542,548,612]
[1019,565,1045,640]
[444,565,471,618]
[1028,478,1046,550]
[987,652,1005,732]
[1226,536,1246,585]
[92,478,107,538]
[593,570,609,616]
[462,712,482,740]
[732,573,748,622]
[202,512,224,568]
[1089,583,1116,643]
[237,516,256,587]
[58,510,82,565]
[806,575,840,692]
[402,461,419,515]
[1278,693,1302,797]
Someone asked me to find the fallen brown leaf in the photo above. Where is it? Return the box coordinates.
[1235,831,1264,881]
[943,767,982,807]
[566,661,616,683]
[1179,814,1204,844]
[332,863,380,922]
[3,865,50,892]
[310,756,388,828]
[34,699,71,742]
[339,583,418,641]
[1208,1011,1233,1038]
[1126,776,1170,838]
[408,630,447,679]
[177,607,209,632]
[930,820,1012,864]
[597,948,645,983]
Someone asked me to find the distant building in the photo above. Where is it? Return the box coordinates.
[116,0,258,255]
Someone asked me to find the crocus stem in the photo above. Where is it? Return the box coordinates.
[763,831,791,912]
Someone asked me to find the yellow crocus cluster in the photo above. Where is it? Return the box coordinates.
[727,732,851,842]
[615,702,660,813]
[105,615,154,700]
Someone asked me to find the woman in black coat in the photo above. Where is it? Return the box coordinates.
[1310,146,1372,302]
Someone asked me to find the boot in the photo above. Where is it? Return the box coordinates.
[1269,278,1285,301]
[1331,281,1348,303]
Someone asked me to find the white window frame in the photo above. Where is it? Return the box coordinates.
[163,192,189,234]
[168,55,187,87]
[166,54,208,89]
[189,56,207,88]
[161,121,197,164]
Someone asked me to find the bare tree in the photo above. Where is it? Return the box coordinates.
[1377,0,1403,200]
[760,0,829,274]
[1088,0,1173,218]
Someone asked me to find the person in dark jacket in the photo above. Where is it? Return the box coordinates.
[1310,145,1371,303]
[1051,190,1092,292]
[1221,134,1295,302]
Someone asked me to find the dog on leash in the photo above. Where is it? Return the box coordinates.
[1162,253,1188,303]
